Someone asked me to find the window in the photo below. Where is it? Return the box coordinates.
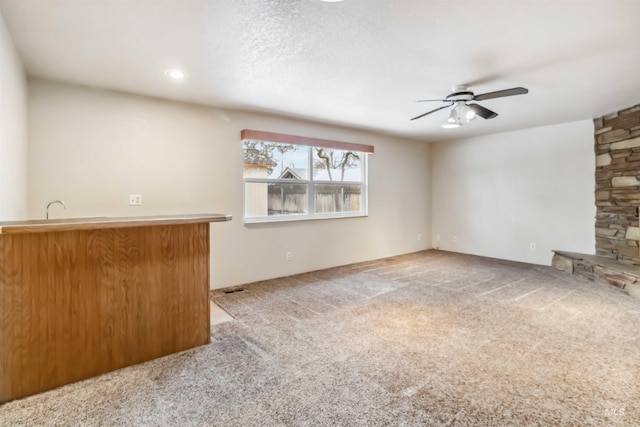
[242,130,373,222]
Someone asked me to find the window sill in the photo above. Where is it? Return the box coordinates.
[243,212,368,225]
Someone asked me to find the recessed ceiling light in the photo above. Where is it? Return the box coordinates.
[165,69,186,80]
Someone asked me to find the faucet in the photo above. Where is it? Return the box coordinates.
[46,200,67,219]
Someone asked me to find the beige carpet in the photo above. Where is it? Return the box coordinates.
[1,250,639,426]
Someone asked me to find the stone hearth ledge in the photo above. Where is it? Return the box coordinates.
[552,250,640,299]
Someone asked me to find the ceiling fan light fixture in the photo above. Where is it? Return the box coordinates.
[446,108,458,123]
[465,106,476,121]
[453,102,475,124]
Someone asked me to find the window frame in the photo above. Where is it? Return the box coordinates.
[241,130,373,224]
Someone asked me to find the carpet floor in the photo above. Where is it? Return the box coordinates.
[1,250,639,426]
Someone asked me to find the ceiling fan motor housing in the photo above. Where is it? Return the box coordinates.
[446,85,474,102]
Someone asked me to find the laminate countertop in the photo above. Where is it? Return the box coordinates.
[0,213,232,235]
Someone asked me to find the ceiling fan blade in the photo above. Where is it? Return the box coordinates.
[410,104,453,121]
[416,99,448,102]
[473,87,528,101]
[467,103,498,119]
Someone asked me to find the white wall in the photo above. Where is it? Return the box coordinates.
[431,121,595,265]
[0,14,27,220]
[28,79,431,288]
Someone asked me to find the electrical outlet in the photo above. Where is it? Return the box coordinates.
[286,251,292,261]
[417,233,422,241]
[129,194,142,206]
[452,236,458,242]
[530,242,536,251]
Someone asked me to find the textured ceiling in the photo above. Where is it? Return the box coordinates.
[1,0,639,142]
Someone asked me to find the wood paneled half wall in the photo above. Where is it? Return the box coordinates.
[0,214,231,403]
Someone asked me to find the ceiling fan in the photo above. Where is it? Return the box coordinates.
[411,85,528,128]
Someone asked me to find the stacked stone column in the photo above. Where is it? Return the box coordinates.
[594,104,640,263]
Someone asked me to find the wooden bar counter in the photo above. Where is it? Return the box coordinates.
[0,213,231,403]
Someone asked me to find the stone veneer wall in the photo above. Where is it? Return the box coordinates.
[594,104,640,263]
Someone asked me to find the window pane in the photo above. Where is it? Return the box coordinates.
[245,183,309,217]
[244,182,270,218]
[269,183,308,215]
[312,148,363,182]
[314,184,362,213]
[243,140,309,180]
